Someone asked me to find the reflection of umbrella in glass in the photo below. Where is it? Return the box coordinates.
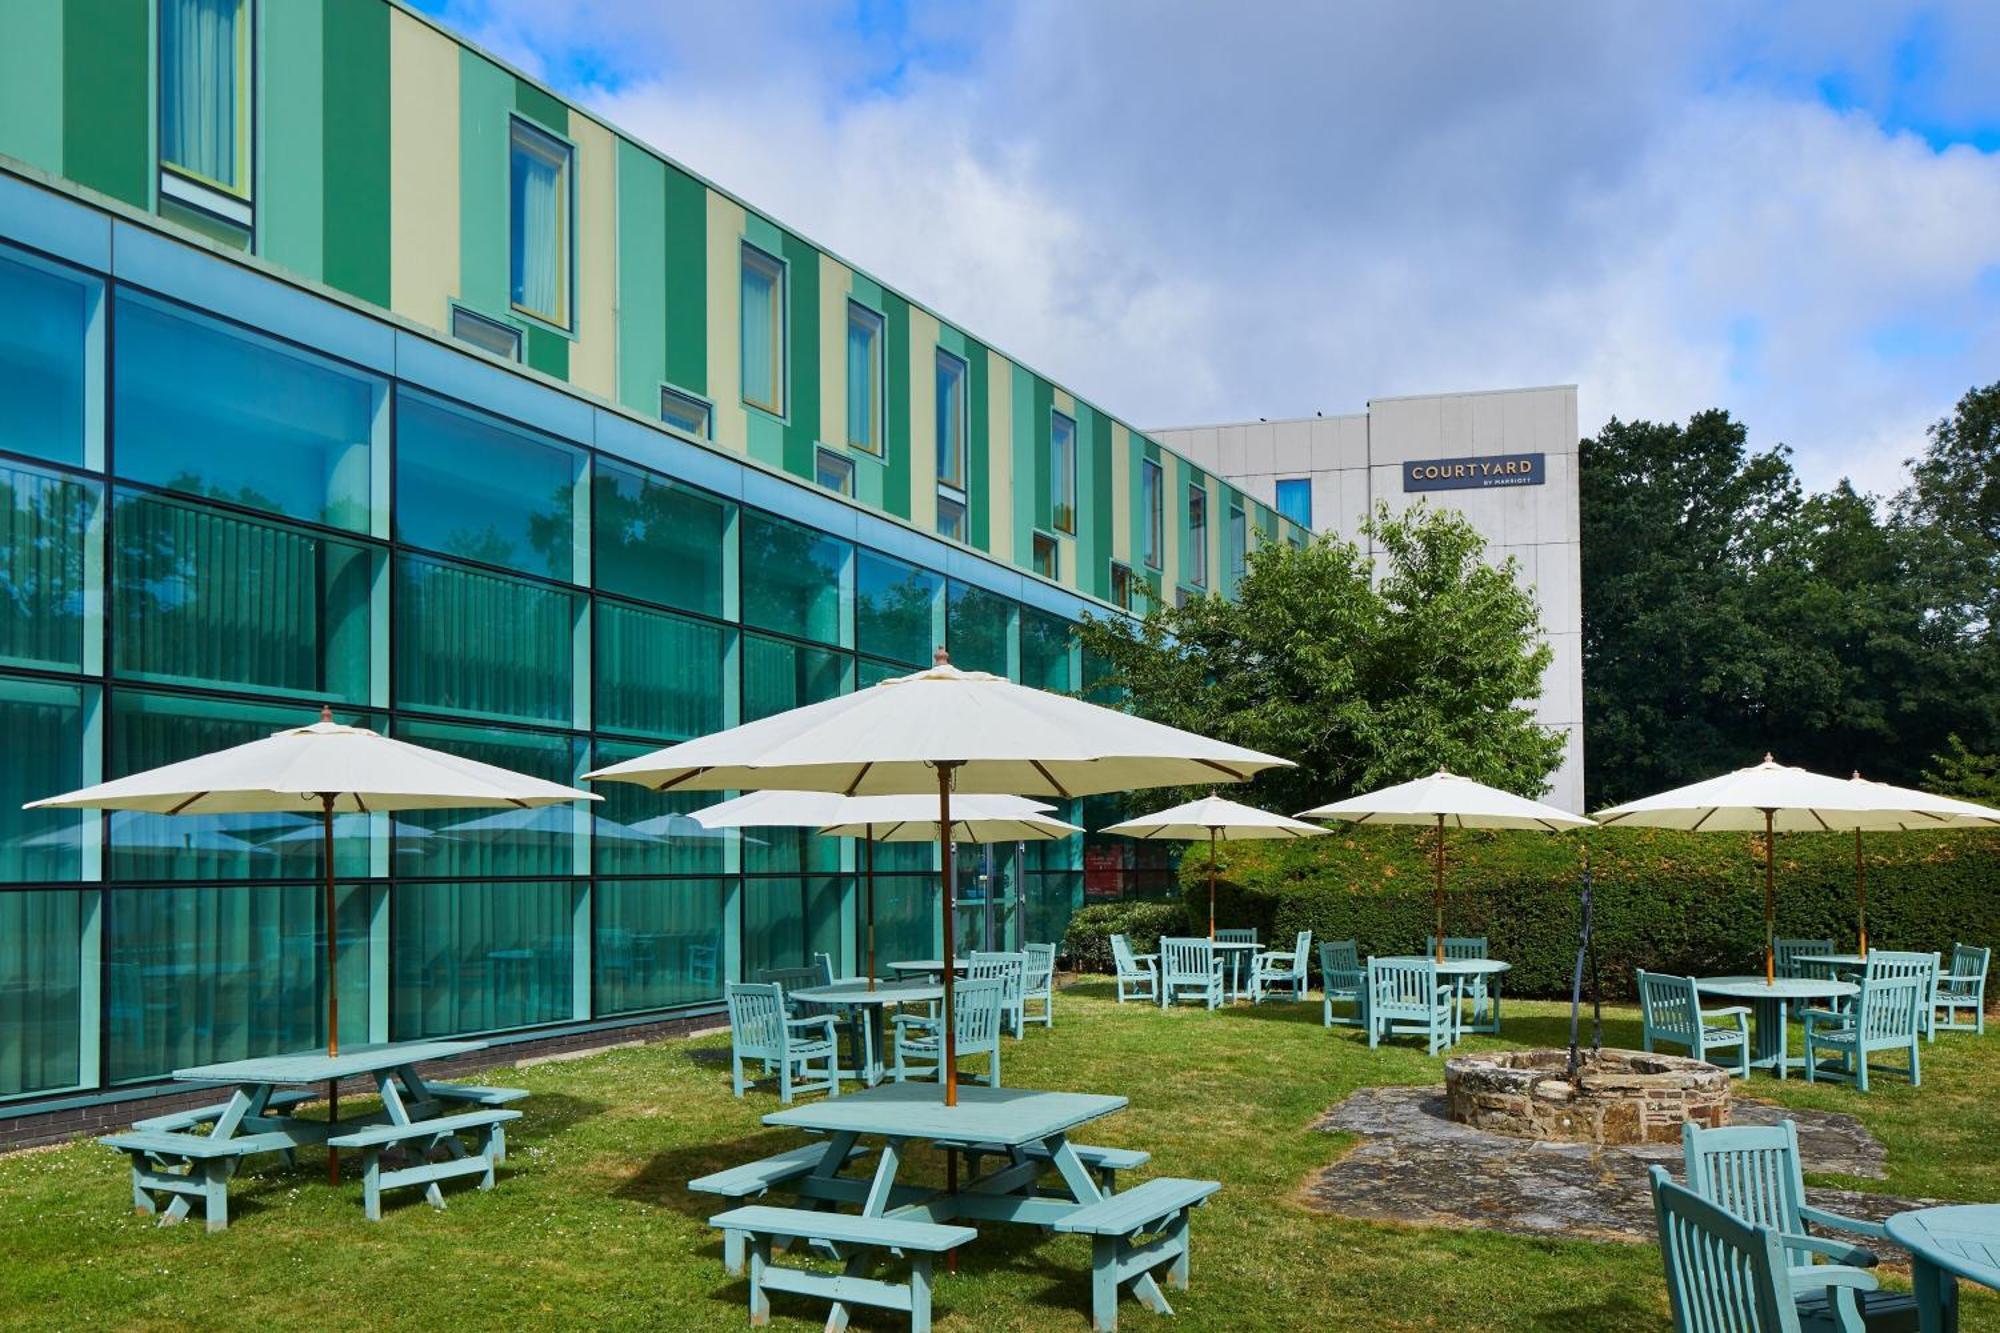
[590,650,1289,1107]
[1302,770,1592,962]
[440,804,660,844]
[1100,793,1326,939]
[24,820,265,855]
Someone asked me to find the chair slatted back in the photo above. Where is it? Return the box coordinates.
[1856,974,1924,1043]
[970,951,1027,1009]
[1320,940,1360,973]
[726,982,788,1059]
[1950,943,1990,982]
[1636,970,1700,1044]
[1426,936,1489,961]
[1215,928,1258,946]
[1681,1121,1814,1268]
[1023,942,1056,991]
[1160,937,1214,984]
[756,965,820,993]
[1368,957,1439,1020]
[1111,933,1143,975]
[1864,949,1937,994]
[951,977,1005,1044]
[1773,938,1834,979]
[1650,1167,1800,1333]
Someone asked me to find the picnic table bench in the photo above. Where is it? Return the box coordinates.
[326,1108,521,1221]
[708,1204,975,1333]
[1054,1177,1222,1333]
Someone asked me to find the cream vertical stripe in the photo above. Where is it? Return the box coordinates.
[818,255,851,450]
[908,306,940,532]
[986,348,1014,564]
[568,114,617,399]
[705,193,748,454]
[388,11,459,328]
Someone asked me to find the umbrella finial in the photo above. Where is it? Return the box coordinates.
[319,705,333,723]
[934,647,951,667]
[1763,753,1775,765]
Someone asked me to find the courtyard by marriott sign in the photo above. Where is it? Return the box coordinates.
[1403,452,1545,492]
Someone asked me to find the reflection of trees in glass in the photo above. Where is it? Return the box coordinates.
[741,512,845,643]
[0,469,91,665]
[591,466,726,616]
[856,554,940,665]
[160,469,284,519]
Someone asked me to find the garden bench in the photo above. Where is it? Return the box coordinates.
[932,1139,1150,1194]
[324,1108,519,1221]
[1051,1176,1222,1332]
[101,1128,301,1232]
[688,1141,872,1274]
[416,1084,529,1159]
[707,1204,975,1332]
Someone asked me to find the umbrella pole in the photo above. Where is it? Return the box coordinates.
[865,829,877,992]
[1763,809,1776,985]
[1855,828,1867,959]
[937,763,961,1108]
[1434,813,1446,963]
[1207,828,1217,940]
[321,794,340,1186]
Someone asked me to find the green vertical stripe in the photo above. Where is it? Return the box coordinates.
[780,230,819,480]
[261,0,324,278]
[966,339,989,550]
[321,0,390,305]
[457,50,513,317]
[1030,376,1053,534]
[0,1,65,174]
[615,142,667,414]
[62,0,149,208]
[526,325,568,378]
[1087,405,1112,600]
[1010,365,1034,562]
[882,294,911,520]
[661,162,707,395]
[514,79,566,135]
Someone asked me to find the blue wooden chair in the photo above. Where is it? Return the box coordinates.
[1775,937,1836,980]
[1366,957,1454,1054]
[1110,933,1158,1003]
[1636,970,1751,1078]
[1427,934,1499,1034]
[1158,937,1225,1010]
[1216,927,1258,998]
[1251,930,1312,1003]
[1853,950,1940,1041]
[726,981,843,1104]
[1022,942,1057,1028]
[1680,1120,1894,1274]
[1650,1166,1915,1333]
[1802,974,1923,1092]
[893,977,1005,1087]
[970,950,1029,1039]
[1319,940,1367,1029]
[1935,943,1990,1034]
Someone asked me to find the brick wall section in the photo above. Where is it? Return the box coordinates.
[0,1010,722,1153]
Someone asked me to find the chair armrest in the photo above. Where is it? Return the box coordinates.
[1700,1005,1752,1019]
[1779,1230,1878,1267]
[1797,1205,1890,1243]
[1940,971,1983,986]
[1798,1007,1844,1023]
[1783,1264,1879,1295]
[1133,954,1158,965]
[1433,985,1455,1002]
[787,1015,839,1041]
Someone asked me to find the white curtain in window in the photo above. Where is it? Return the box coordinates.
[160,0,242,189]
[742,256,777,407]
[511,130,565,321]
[846,315,874,446]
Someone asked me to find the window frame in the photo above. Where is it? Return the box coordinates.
[935,487,967,543]
[1049,409,1076,535]
[1110,561,1135,612]
[934,348,968,490]
[659,383,715,441]
[815,448,856,498]
[1031,531,1059,580]
[845,299,886,455]
[1228,503,1248,580]
[1141,457,1163,570]
[449,304,525,363]
[1187,483,1209,588]
[1274,476,1312,530]
[740,242,788,417]
[507,115,577,332]
[156,0,256,232]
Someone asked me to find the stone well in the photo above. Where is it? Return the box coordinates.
[1443,1048,1731,1146]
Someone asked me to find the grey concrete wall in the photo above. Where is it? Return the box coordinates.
[1154,385,1584,811]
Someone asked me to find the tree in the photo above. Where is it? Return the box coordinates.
[1923,735,2000,806]
[1076,502,1564,815]
[1900,382,2000,632]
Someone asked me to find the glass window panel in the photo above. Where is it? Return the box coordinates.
[114,291,383,532]
[742,632,850,724]
[450,306,522,362]
[854,549,939,667]
[816,450,855,497]
[595,600,727,741]
[946,581,1013,677]
[1050,411,1076,534]
[0,678,91,884]
[1229,505,1248,579]
[741,244,785,414]
[740,511,848,646]
[1110,563,1134,612]
[509,119,572,327]
[741,877,805,979]
[0,247,95,468]
[856,657,907,689]
[589,742,726,877]
[806,872,849,972]
[393,719,582,880]
[394,554,580,726]
[396,392,582,583]
[868,872,937,965]
[112,490,377,703]
[935,350,967,487]
[1031,533,1058,580]
[660,386,713,439]
[1275,477,1312,529]
[391,881,576,1039]
[1187,485,1208,586]
[595,878,725,1015]
[592,459,728,619]
[0,889,82,1097]
[1141,458,1163,568]
[846,302,883,453]
[0,463,94,673]
[158,0,250,195]
[1019,607,1074,693]
[936,491,967,542]
[105,882,370,1083]
[106,690,373,881]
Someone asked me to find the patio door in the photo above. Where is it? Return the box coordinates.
[952,842,1022,954]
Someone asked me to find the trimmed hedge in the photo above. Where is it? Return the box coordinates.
[1177,825,2000,999]
[1061,900,1191,972]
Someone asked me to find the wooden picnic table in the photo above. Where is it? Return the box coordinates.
[792,979,944,1086]
[173,1040,490,1141]
[1886,1203,2000,1332]
[1693,975,1857,1078]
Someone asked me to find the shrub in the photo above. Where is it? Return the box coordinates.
[1175,825,2000,998]
[1061,900,1191,972]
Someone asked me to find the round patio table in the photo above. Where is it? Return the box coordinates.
[886,959,969,976]
[1885,1203,2000,1332]
[1693,975,1856,1079]
[1211,940,1262,1001]
[793,979,944,1087]
[1377,957,1512,1038]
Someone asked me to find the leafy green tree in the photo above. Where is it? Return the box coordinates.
[1076,502,1563,815]
[1923,735,2000,806]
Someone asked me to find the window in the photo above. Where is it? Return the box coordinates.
[1110,562,1134,612]
[935,349,967,488]
[450,306,522,362]
[158,0,253,236]
[1275,477,1312,529]
[593,459,730,618]
[509,118,573,328]
[0,246,100,469]
[593,602,728,742]
[1187,484,1208,587]
[946,581,1014,677]
[395,555,583,726]
[660,385,713,440]
[741,243,786,414]
[815,448,855,497]
[935,490,967,542]
[740,511,849,646]
[1019,607,1074,693]
[1228,505,1248,580]
[856,550,943,667]
[1050,410,1076,533]
[1032,532,1059,580]
[846,302,884,453]
[395,391,585,583]
[1141,458,1163,569]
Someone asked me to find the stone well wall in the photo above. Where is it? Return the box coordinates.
[1444,1049,1731,1146]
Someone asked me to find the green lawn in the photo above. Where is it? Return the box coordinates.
[1,986,1995,1331]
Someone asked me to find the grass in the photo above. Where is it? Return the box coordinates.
[0,985,1995,1331]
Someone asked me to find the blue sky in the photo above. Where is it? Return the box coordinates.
[413,0,2000,498]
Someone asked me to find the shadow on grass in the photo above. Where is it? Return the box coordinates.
[1526,1290,1659,1332]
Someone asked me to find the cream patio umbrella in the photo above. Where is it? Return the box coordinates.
[588,650,1291,1105]
[691,791,1065,988]
[1098,794,1326,939]
[1300,769,1593,962]
[1840,774,2000,956]
[27,707,598,1177]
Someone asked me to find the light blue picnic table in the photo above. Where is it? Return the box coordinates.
[1886,1203,2000,1332]
[175,1040,488,1156]
[792,979,944,1086]
[1693,976,1856,1078]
